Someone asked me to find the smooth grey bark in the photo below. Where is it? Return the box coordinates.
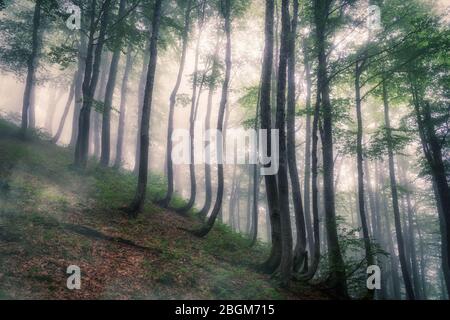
[194,0,232,237]
[114,47,133,168]
[127,0,162,216]
[382,81,415,300]
[20,0,41,138]
[100,0,127,167]
[160,0,193,207]
[74,0,112,168]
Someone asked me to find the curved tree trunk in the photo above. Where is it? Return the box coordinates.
[114,47,133,168]
[53,75,76,143]
[177,3,207,214]
[127,0,162,216]
[160,0,193,207]
[194,0,232,237]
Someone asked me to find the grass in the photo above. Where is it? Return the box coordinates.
[0,118,326,300]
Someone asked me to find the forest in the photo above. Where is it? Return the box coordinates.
[0,0,449,301]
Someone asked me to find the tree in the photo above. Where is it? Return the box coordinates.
[286,0,307,274]
[114,46,133,168]
[259,0,282,274]
[382,80,415,299]
[159,0,194,207]
[275,0,293,287]
[20,0,42,138]
[312,0,348,298]
[74,0,113,168]
[100,0,128,167]
[127,0,163,216]
[175,0,207,214]
[194,0,232,237]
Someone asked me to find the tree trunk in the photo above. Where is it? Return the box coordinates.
[313,0,348,298]
[302,36,314,262]
[53,74,76,143]
[127,0,162,216]
[411,80,450,296]
[160,0,193,206]
[20,0,42,138]
[134,42,150,173]
[114,47,133,168]
[379,163,402,299]
[100,0,127,167]
[258,0,282,274]
[194,0,232,237]
[70,35,87,147]
[286,0,306,279]
[74,0,112,168]
[354,60,375,296]
[382,81,415,300]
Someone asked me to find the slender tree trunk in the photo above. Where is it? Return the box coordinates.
[299,93,321,280]
[285,0,306,275]
[20,0,42,138]
[70,35,87,147]
[411,80,450,295]
[160,0,193,206]
[177,2,207,213]
[194,0,232,237]
[354,60,375,297]
[114,47,133,168]
[127,0,162,216]
[313,0,348,298]
[74,0,112,168]
[417,221,427,299]
[53,75,76,143]
[380,165,402,299]
[100,0,127,167]
[257,0,282,274]
[382,81,415,300]
[302,37,314,262]
[134,43,150,173]
[400,160,422,299]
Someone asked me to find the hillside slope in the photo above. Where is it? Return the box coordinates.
[0,118,326,300]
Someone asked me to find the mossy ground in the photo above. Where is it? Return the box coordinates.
[0,118,326,300]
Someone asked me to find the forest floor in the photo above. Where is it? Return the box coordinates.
[0,118,327,300]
